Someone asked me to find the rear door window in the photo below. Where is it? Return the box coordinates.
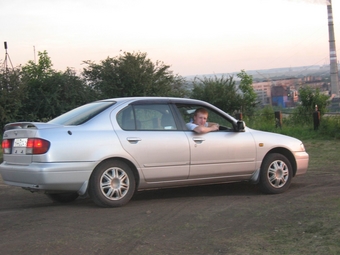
[117,104,177,131]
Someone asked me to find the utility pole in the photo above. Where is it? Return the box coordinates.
[33,45,36,64]
[3,41,14,71]
[2,41,14,91]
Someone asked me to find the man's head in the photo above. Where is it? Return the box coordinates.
[193,108,208,126]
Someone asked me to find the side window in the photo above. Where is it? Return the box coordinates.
[117,104,177,131]
[207,111,234,130]
[134,104,177,130]
[117,105,137,130]
[175,104,234,131]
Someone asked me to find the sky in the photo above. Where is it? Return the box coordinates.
[1,0,339,76]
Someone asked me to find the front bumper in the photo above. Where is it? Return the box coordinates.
[294,151,309,176]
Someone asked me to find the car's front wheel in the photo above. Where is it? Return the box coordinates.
[259,153,292,194]
[88,160,136,207]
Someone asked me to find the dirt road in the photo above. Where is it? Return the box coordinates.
[1,166,339,255]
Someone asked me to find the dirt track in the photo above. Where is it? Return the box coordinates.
[1,165,340,255]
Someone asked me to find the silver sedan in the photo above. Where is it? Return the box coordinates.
[0,97,309,207]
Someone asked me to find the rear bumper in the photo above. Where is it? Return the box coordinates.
[294,151,309,176]
[0,161,96,192]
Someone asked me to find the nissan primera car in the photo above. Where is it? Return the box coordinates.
[0,97,309,207]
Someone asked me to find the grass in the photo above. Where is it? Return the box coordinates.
[263,198,340,255]
[262,139,340,254]
[304,139,340,173]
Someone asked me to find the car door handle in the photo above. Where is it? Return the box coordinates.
[193,137,205,144]
[127,137,142,144]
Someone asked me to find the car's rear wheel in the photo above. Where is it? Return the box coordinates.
[259,153,292,194]
[88,160,135,207]
[46,192,79,203]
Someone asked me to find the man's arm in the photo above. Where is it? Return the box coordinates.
[207,122,218,127]
[193,124,219,134]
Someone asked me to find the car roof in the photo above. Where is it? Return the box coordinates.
[99,97,206,105]
[97,97,235,121]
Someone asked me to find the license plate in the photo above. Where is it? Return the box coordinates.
[13,138,28,154]
[13,138,28,147]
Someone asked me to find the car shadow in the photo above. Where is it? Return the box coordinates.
[131,181,262,202]
[0,180,307,209]
[46,181,307,207]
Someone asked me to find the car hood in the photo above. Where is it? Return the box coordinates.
[246,127,305,152]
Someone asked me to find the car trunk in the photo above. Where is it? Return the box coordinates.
[3,127,39,164]
[1,122,58,165]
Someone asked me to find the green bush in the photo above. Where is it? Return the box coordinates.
[318,115,340,139]
[244,106,275,131]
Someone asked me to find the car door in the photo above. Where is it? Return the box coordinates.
[186,131,256,179]
[115,104,190,182]
[175,104,256,179]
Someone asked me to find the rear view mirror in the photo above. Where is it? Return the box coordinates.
[236,121,246,132]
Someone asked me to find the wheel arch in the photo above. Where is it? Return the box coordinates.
[89,157,140,189]
[262,147,297,176]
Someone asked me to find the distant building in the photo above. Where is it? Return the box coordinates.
[252,76,328,108]
[252,81,272,105]
[272,86,289,108]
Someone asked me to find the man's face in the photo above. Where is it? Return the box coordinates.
[194,112,208,126]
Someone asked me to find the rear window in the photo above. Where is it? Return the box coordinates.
[48,101,115,125]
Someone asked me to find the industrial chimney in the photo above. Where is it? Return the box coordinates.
[327,0,339,96]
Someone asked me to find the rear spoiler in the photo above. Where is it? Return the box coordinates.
[4,122,62,131]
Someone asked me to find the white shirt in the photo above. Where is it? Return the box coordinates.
[186,122,208,130]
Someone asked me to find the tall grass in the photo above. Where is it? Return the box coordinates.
[244,107,340,141]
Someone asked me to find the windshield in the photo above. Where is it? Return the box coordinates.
[48,101,116,125]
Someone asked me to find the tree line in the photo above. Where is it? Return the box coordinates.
[0,50,257,128]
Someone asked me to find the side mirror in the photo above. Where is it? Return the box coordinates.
[236,120,246,132]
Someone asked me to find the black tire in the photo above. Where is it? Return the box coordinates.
[259,153,293,194]
[88,160,136,207]
[46,192,79,203]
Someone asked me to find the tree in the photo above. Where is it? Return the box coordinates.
[20,51,94,121]
[191,72,257,115]
[57,68,97,114]
[299,86,329,115]
[191,75,241,113]
[291,86,330,125]
[82,51,188,98]
[0,65,24,128]
[22,51,54,80]
[237,70,257,116]
[20,51,61,120]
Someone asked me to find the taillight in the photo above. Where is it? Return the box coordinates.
[26,138,50,154]
[2,139,11,154]
[2,138,50,155]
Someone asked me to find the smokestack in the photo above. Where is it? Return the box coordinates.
[327,0,339,96]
